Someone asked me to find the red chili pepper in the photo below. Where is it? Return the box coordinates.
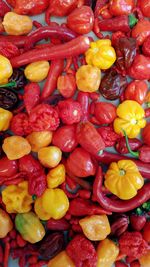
[109,0,135,16]
[110,214,129,237]
[10,113,31,136]
[93,102,117,125]
[125,80,148,104]
[142,35,150,57]
[0,157,18,178]
[97,126,120,147]
[66,147,96,178]
[17,235,27,248]
[46,218,70,231]
[66,175,78,190]
[4,177,24,185]
[130,261,141,267]
[0,41,20,59]
[132,19,150,45]
[11,0,49,16]
[128,54,150,80]
[111,31,126,47]
[0,35,29,48]
[76,121,105,156]
[3,242,10,267]
[78,189,91,199]
[57,73,76,99]
[23,83,40,114]
[60,182,79,199]
[69,198,111,217]
[115,262,128,267]
[94,166,150,213]
[10,36,90,68]
[58,99,82,125]
[0,0,11,17]
[41,60,64,100]
[77,92,90,122]
[0,244,3,263]
[115,136,142,154]
[130,214,146,231]
[94,0,108,17]
[138,0,150,18]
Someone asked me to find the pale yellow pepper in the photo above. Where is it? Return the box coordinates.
[139,250,150,267]
[0,208,13,238]
[79,215,111,241]
[24,61,50,82]
[85,39,116,70]
[76,65,101,93]
[42,188,69,219]
[0,108,13,131]
[34,196,51,221]
[26,131,53,152]
[47,164,66,189]
[2,181,33,213]
[0,55,13,84]
[104,160,144,200]
[113,100,146,138]
[96,238,119,267]
[48,251,75,267]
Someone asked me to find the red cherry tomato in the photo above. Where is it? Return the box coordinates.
[138,0,150,18]
[94,102,117,124]
[142,123,150,146]
[67,5,94,34]
[142,221,150,243]
[124,80,148,105]
[109,0,134,16]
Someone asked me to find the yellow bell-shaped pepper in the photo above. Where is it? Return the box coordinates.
[2,181,33,213]
[104,160,144,200]
[42,188,69,220]
[48,251,75,267]
[47,164,66,189]
[0,55,13,84]
[79,215,111,241]
[96,238,119,267]
[0,108,13,131]
[34,196,51,221]
[85,39,116,70]
[15,211,45,244]
[113,100,146,138]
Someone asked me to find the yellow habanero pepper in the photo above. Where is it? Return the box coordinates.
[139,250,150,267]
[47,164,66,189]
[48,251,75,267]
[2,181,33,213]
[34,196,51,221]
[24,61,50,82]
[0,108,13,131]
[113,100,146,138]
[104,160,144,200]
[42,188,69,219]
[0,55,13,84]
[85,39,116,70]
[0,208,13,238]
[96,238,119,267]
[79,215,111,241]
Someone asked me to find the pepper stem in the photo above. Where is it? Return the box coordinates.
[122,129,139,158]
[0,81,17,88]
[128,14,138,29]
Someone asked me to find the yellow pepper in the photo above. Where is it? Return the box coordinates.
[76,65,101,93]
[26,131,53,152]
[48,251,75,267]
[15,211,45,244]
[24,61,50,82]
[79,215,111,241]
[2,181,33,213]
[34,196,51,221]
[38,146,62,168]
[0,208,13,238]
[139,250,150,267]
[104,160,144,200]
[113,100,146,138]
[0,55,13,84]
[0,108,13,131]
[85,39,116,70]
[96,238,119,267]
[47,164,66,189]
[42,188,69,219]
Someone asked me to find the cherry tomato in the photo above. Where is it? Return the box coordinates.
[142,123,150,146]
[109,0,134,16]
[67,6,94,34]
[94,102,117,124]
[124,80,148,105]
[138,0,150,18]
[142,221,150,243]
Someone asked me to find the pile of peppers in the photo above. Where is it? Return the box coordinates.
[0,0,150,267]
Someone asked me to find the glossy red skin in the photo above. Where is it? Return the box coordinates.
[125,80,148,104]
[128,55,150,80]
[142,221,150,243]
[0,157,18,177]
[138,0,150,18]
[52,125,78,153]
[132,20,150,46]
[142,123,150,147]
[94,102,117,124]
[46,0,78,18]
[130,214,146,231]
[115,137,142,154]
[142,36,150,57]
[66,147,96,177]
[67,6,94,34]
[9,0,49,15]
[109,0,134,16]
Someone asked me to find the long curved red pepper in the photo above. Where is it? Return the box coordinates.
[0,35,28,48]
[77,92,90,122]
[11,36,90,68]
[41,59,64,99]
[93,166,150,213]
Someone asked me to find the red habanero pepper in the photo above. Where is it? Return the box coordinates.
[109,0,135,16]
[41,60,64,100]
[23,83,40,114]
[46,218,70,231]
[77,92,90,122]
[94,0,108,17]
[93,102,117,125]
[125,80,148,105]
[69,198,112,216]
[10,113,31,136]
[130,214,146,231]
[142,36,150,57]
[0,157,18,178]
[97,126,120,147]
[0,0,11,18]
[66,147,96,178]
[57,73,76,99]
[110,214,129,237]
[58,99,82,125]
[66,234,97,267]
[76,121,105,156]
[115,137,142,154]
[93,166,150,212]
[97,14,138,32]
[11,0,49,16]
[128,54,150,80]
[138,0,150,18]
[52,124,78,152]
[130,261,140,267]
[132,20,150,46]
[111,31,126,47]
[10,36,90,68]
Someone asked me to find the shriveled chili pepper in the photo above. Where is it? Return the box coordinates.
[23,83,40,114]
[41,60,64,100]
[132,19,150,46]
[46,218,70,231]
[142,35,150,57]
[97,126,120,147]
[11,36,90,68]
[115,136,142,154]
[128,54,150,80]
[93,166,150,212]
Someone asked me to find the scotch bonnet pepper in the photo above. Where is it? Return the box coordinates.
[0,54,13,84]
[0,108,13,131]
[46,164,66,189]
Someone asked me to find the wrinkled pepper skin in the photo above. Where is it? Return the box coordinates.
[47,164,66,189]
[0,208,13,238]
[15,211,45,243]
[10,0,49,16]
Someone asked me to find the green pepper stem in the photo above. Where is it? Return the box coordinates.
[98,150,103,156]
[128,14,138,29]
[122,129,139,158]
[0,81,16,88]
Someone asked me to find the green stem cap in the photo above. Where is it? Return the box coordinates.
[122,129,139,158]
[128,14,138,28]
[0,81,17,88]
